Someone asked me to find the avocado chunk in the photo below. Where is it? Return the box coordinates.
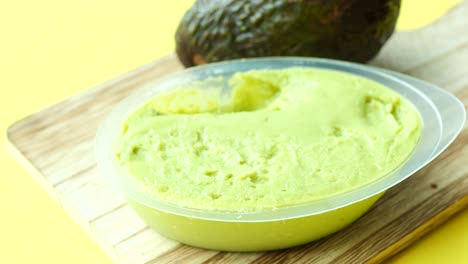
[175,0,400,67]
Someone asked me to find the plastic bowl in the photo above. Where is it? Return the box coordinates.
[95,58,465,251]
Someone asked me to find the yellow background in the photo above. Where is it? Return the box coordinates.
[0,0,466,263]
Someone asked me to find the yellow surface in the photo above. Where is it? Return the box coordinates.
[116,69,421,211]
[397,0,460,30]
[0,0,465,263]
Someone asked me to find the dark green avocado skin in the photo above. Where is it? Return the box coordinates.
[175,0,401,67]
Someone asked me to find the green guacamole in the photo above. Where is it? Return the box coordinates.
[114,68,421,212]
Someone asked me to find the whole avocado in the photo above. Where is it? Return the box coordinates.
[175,0,400,67]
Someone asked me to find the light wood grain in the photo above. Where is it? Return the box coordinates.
[7,1,468,263]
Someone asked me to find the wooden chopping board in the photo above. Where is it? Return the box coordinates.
[7,2,468,263]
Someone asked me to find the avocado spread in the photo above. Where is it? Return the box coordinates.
[114,68,421,212]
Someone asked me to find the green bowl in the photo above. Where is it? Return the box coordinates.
[128,193,382,251]
[95,57,464,251]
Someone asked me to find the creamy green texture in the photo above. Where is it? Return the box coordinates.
[114,68,421,212]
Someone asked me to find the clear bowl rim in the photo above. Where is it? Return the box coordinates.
[94,57,465,222]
